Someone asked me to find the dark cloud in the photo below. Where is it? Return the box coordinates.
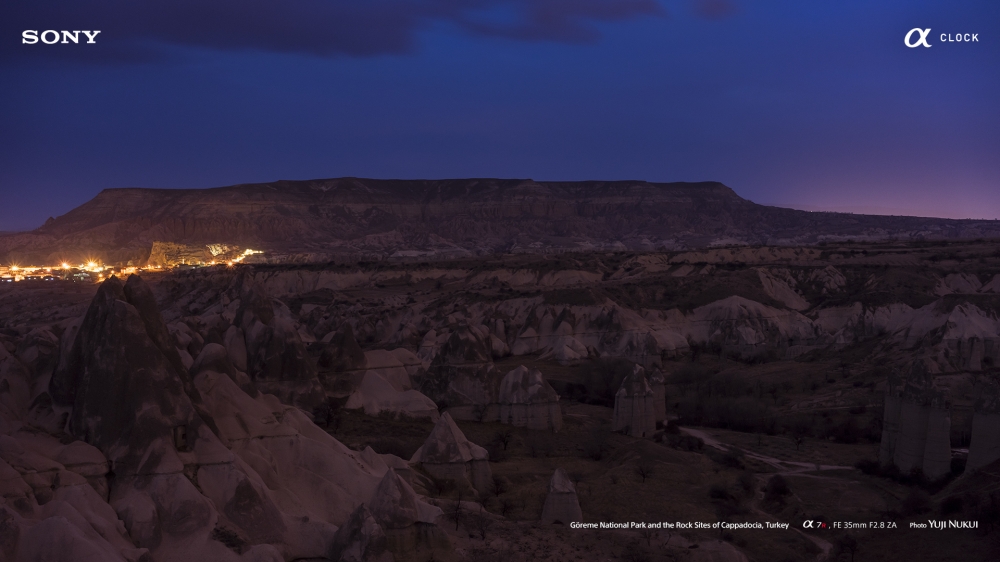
[1,0,662,63]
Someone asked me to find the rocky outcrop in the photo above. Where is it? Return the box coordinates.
[540,468,582,525]
[966,386,1000,473]
[365,469,449,561]
[410,413,491,496]
[612,366,657,438]
[227,272,324,408]
[878,371,951,480]
[649,368,666,424]
[416,327,499,421]
[344,371,440,421]
[0,275,424,561]
[318,325,367,388]
[329,504,392,562]
[496,366,562,432]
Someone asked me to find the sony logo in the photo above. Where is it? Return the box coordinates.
[22,30,101,45]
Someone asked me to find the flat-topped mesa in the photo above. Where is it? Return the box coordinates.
[966,383,1000,473]
[410,412,491,496]
[540,468,583,525]
[10,177,1000,266]
[495,365,562,432]
[878,367,952,480]
[612,365,657,438]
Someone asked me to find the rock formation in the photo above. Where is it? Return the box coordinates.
[328,504,393,562]
[7,178,1000,266]
[496,365,562,432]
[365,469,448,560]
[226,272,324,408]
[416,326,499,421]
[612,365,657,438]
[344,371,440,421]
[966,384,1000,473]
[0,275,455,561]
[540,468,582,525]
[649,368,667,424]
[878,369,952,480]
[410,413,491,496]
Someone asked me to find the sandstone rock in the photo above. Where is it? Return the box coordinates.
[417,327,499,421]
[410,413,491,496]
[649,368,667,423]
[228,272,324,408]
[966,386,1000,473]
[366,469,449,561]
[540,468,582,525]
[612,365,657,437]
[329,504,393,562]
[319,324,367,382]
[878,370,951,480]
[33,275,406,560]
[496,366,562,432]
[935,273,982,295]
[344,371,440,421]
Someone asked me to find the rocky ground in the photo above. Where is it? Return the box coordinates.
[1,239,1000,561]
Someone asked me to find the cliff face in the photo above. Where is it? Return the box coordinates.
[4,177,1000,265]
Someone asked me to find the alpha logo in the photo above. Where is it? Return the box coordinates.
[802,520,828,529]
[905,28,932,48]
[22,30,101,45]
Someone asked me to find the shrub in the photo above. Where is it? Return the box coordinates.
[763,475,790,505]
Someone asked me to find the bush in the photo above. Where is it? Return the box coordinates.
[763,475,791,505]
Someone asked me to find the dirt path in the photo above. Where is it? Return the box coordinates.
[680,426,839,560]
[679,427,853,475]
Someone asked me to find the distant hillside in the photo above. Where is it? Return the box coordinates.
[1,177,999,265]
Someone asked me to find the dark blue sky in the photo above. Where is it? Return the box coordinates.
[1,0,998,231]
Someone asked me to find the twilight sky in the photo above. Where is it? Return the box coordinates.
[1,0,998,231]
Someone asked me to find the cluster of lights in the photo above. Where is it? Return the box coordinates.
[2,246,265,283]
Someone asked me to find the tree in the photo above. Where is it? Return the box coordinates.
[472,405,485,422]
[634,461,655,484]
[472,504,494,540]
[490,475,508,498]
[493,430,512,451]
[452,490,463,531]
